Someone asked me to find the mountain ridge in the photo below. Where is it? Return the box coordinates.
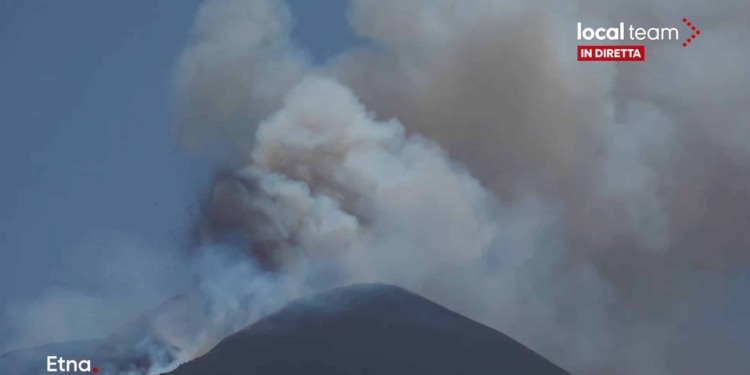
[168,283,572,375]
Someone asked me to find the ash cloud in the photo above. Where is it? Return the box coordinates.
[176,0,750,374]
[3,0,747,374]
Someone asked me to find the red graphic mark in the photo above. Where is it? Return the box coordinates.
[93,368,98,373]
[682,18,700,46]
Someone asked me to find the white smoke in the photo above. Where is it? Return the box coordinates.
[181,73,597,368]
[3,0,747,374]
[170,0,750,374]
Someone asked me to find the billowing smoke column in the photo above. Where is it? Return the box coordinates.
[173,0,750,374]
[1,0,745,374]
[196,74,502,272]
[169,0,750,374]
[6,0,744,374]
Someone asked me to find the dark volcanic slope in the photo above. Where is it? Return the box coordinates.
[168,283,572,375]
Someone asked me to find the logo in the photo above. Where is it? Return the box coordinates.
[47,356,98,373]
[576,19,701,61]
[681,18,701,46]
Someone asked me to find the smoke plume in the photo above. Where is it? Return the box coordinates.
[173,0,750,374]
[3,0,747,374]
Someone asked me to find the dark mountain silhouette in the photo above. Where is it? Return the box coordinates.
[1,283,572,375]
[167,283,572,375]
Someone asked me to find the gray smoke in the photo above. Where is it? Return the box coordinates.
[174,0,750,374]
[3,0,746,374]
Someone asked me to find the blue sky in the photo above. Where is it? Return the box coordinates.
[0,0,362,326]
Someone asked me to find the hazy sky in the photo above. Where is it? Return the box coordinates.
[0,0,363,344]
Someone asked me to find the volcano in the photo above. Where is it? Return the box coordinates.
[166,283,572,375]
[1,284,572,375]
